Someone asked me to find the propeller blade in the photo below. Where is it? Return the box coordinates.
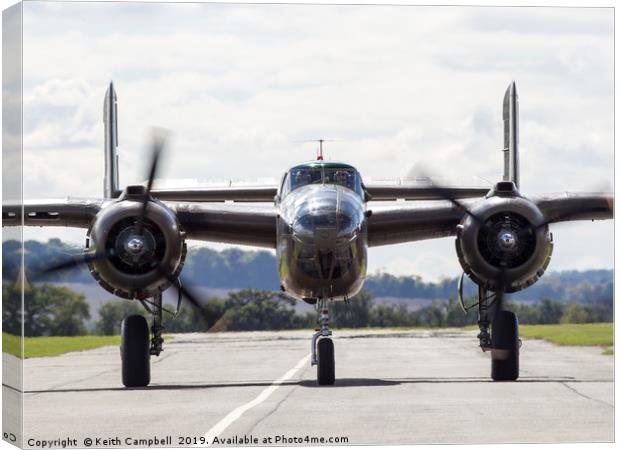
[135,129,167,236]
[419,178,488,226]
[144,129,166,197]
[156,265,205,312]
[37,250,112,277]
[174,280,206,312]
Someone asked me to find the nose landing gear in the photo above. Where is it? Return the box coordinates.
[311,298,335,385]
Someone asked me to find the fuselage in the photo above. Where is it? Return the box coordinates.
[275,161,368,300]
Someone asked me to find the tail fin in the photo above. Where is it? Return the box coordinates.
[502,81,519,189]
[103,81,120,198]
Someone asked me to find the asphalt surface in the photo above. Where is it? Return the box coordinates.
[4,329,614,447]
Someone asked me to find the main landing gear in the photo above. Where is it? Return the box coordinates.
[475,287,520,381]
[120,292,167,387]
[121,314,150,387]
[311,298,335,385]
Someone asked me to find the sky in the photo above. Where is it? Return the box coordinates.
[10,2,615,281]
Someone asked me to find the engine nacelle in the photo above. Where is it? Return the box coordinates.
[86,186,187,299]
[456,193,553,293]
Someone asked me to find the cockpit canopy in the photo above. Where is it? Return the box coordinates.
[280,162,364,198]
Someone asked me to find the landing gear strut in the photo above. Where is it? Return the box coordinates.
[476,286,493,351]
[311,298,335,385]
[149,292,165,356]
[476,287,520,381]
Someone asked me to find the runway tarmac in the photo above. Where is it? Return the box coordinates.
[5,329,614,447]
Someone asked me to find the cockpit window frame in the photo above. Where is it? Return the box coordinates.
[279,171,289,198]
[284,162,364,198]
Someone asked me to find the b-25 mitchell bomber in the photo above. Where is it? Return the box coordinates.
[3,82,613,387]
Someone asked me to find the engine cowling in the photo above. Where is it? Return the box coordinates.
[455,193,553,293]
[86,187,187,299]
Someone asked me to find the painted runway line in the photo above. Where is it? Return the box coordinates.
[201,353,311,446]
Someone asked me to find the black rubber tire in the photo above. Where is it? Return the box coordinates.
[317,338,335,385]
[491,310,519,381]
[121,315,151,387]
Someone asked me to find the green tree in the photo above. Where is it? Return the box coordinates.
[560,304,592,324]
[165,297,227,333]
[415,301,447,327]
[2,283,25,335]
[331,291,373,328]
[504,301,541,324]
[370,303,416,327]
[538,299,565,324]
[444,298,478,327]
[216,289,300,331]
[44,285,91,336]
[3,283,90,336]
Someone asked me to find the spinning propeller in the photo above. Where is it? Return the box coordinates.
[38,130,204,313]
[421,177,554,313]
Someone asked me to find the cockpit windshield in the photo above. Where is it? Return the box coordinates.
[284,164,363,197]
[290,168,323,190]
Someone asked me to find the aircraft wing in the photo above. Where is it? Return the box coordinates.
[149,184,490,203]
[6,192,610,250]
[367,199,470,246]
[151,186,278,203]
[364,184,489,201]
[3,198,277,249]
[2,198,105,228]
[367,192,613,247]
[167,202,277,248]
[529,193,614,224]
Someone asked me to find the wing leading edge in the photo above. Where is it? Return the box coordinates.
[364,185,490,201]
[366,192,613,247]
[149,184,490,203]
[5,191,611,249]
[151,186,278,203]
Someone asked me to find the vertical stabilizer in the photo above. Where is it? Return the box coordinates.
[103,82,120,198]
[502,81,519,189]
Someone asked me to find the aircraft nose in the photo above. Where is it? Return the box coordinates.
[292,196,362,246]
[293,212,358,249]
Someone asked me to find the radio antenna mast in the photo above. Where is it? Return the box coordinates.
[317,139,325,160]
[293,138,337,160]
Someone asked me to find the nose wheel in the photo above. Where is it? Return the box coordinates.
[311,298,335,385]
[317,338,335,385]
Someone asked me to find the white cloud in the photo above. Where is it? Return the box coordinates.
[14,3,614,280]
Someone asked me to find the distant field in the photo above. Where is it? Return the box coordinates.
[519,323,613,349]
[2,333,120,358]
[2,324,613,358]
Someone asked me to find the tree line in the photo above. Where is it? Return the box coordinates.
[2,283,613,337]
[3,239,613,303]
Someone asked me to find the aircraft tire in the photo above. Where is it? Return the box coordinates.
[121,314,151,387]
[491,310,519,381]
[317,338,335,385]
